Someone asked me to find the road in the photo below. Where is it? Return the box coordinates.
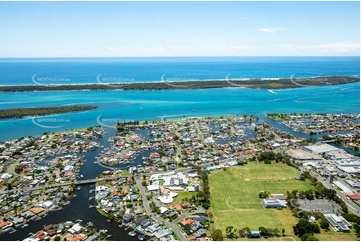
[194,120,205,146]
[135,176,187,241]
[310,170,360,215]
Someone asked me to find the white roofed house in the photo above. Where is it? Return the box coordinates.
[147,184,160,191]
[68,223,83,234]
[42,201,53,209]
[0,173,13,181]
[63,165,74,172]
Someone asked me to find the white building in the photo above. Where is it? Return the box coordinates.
[164,172,188,187]
[262,198,287,208]
[324,214,352,232]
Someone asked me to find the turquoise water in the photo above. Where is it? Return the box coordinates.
[0,82,359,141]
[0,56,359,141]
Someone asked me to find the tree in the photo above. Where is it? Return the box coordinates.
[243,227,251,238]
[54,236,61,241]
[211,229,223,241]
[226,226,234,238]
[353,223,360,238]
[238,228,245,238]
[301,233,318,241]
[258,226,268,236]
[282,228,285,236]
[184,224,192,234]
[202,202,210,210]
[312,223,320,233]
[273,228,280,237]
[293,219,317,238]
[319,217,329,230]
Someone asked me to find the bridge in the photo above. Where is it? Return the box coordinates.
[75,176,128,185]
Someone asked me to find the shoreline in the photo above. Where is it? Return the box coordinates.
[0,75,358,92]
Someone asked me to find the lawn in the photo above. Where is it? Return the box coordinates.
[208,162,313,240]
[316,227,358,241]
[173,191,194,204]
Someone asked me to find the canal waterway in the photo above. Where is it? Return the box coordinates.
[1,119,357,240]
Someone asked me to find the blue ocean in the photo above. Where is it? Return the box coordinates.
[0,56,359,141]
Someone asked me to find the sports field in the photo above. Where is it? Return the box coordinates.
[208,162,312,239]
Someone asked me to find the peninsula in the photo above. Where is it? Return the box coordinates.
[0,76,358,92]
[0,105,98,119]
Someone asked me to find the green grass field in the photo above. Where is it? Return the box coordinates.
[173,191,194,204]
[208,162,358,241]
[208,162,311,239]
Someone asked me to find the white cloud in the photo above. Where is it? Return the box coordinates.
[257,28,284,33]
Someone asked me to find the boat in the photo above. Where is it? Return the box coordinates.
[76,219,83,223]
[77,187,81,190]
[128,231,136,237]
[80,175,83,178]
[106,219,111,222]
[14,122,18,124]
[9,229,17,234]
[138,235,145,240]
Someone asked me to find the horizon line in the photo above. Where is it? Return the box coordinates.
[0,55,360,59]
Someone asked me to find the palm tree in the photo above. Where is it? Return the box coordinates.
[238,228,245,238]
[243,227,251,238]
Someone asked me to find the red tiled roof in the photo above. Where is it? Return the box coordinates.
[30,207,45,214]
[181,218,194,226]
[0,220,11,228]
[65,233,87,241]
[347,194,360,200]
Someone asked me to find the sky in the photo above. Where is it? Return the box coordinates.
[0,1,359,57]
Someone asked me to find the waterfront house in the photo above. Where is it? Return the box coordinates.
[123,213,134,223]
[133,215,147,225]
[34,230,46,240]
[0,220,12,230]
[65,233,87,241]
[67,223,84,234]
[146,223,160,234]
[29,207,45,214]
[154,228,169,239]
[140,219,151,229]
[21,210,35,219]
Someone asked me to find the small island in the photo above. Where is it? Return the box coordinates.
[0,76,358,92]
[0,105,98,119]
